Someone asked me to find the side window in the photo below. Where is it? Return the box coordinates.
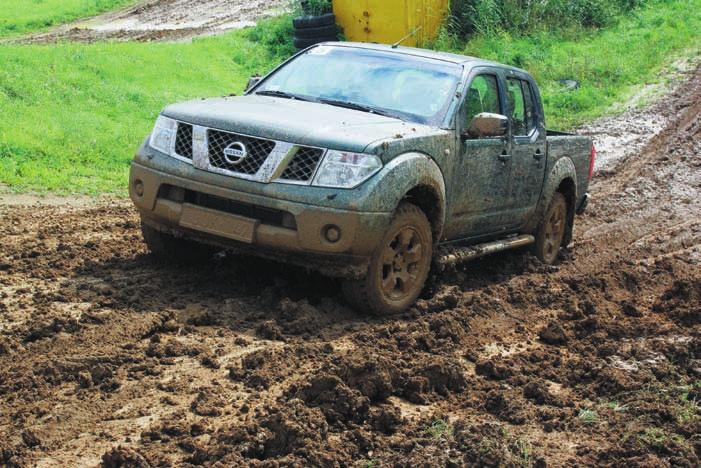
[465,74,501,127]
[506,78,536,136]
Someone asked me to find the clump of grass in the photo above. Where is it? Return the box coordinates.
[604,401,629,413]
[578,408,599,424]
[513,438,532,467]
[425,418,453,440]
[677,390,699,424]
[638,427,668,449]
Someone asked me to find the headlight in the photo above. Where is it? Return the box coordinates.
[149,115,177,155]
[313,150,382,188]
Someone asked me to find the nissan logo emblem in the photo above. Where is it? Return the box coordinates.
[223,141,248,165]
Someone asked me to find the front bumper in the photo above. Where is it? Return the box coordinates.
[129,156,391,278]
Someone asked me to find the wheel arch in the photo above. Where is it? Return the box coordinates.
[371,152,446,241]
[401,184,444,241]
[527,156,578,236]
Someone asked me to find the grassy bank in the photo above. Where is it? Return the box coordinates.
[0,18,293,194]
[0,0,136,38]
[0,1,699,194]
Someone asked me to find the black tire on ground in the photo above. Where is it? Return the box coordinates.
[293,36,337,49]
[294,24,338,39]
[533,191,568,264]
[141,221,217,264]
[342,202,433,316]
[293,13,335,29]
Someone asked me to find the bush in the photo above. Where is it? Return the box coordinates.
[245,15,296,59]
[297,0,333,16]
[447,0,650,38]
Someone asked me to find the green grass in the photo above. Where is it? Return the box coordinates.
[433,0,701,128]
[0,0,137,38]
[0,17,292,194]
[0,0,700,194]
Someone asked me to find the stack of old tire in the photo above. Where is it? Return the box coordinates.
[293,1,339,50]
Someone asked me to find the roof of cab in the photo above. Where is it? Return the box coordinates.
[315,41,530,75]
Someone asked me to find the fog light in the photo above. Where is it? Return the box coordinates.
[324,225,341,243]
[133,179,144,197]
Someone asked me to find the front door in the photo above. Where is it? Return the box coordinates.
[447,70,513,239]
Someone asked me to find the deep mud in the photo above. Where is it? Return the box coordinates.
[20,0,288,44]
[1,65,699,467]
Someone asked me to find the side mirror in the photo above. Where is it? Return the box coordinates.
[463,112,509,139]
[245,75,262,92]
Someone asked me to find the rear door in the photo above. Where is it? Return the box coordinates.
[504,74,547,225]
[447,68,513,239]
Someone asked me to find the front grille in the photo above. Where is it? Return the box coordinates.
[174,123,193,159]
[207,129,275,175]
[279,147,324,182]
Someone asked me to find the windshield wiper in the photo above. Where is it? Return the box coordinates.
[319,98,395,118]
[255,90,315,102]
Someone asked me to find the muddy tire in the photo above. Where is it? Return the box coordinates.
[533,192,568,264]
[342,202,433,315]
[141,222,216,264]
[294,24,338,39]
[293,13,335,29]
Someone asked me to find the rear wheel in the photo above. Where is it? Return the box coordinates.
[533,192,567,264]
[141,221,216,264]
[342,203,433,315]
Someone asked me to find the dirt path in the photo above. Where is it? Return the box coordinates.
[1,66,699,466]
[21,0,289,43]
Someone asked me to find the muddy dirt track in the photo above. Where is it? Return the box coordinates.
[1,66,700,467]
[21,0,288,43]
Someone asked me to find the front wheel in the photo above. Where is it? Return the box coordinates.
[533,192,568,264]
[342,202,433,315]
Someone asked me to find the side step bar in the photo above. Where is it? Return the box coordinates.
[435,234,535,270]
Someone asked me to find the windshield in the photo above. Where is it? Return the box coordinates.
[254,45,463,126]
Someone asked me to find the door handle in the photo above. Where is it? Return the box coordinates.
[498,150,511,162]
[533,149,543,161]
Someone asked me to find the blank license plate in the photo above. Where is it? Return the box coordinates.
[180,203,258,243]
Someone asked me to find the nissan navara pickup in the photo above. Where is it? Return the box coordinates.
[130,42,594,315]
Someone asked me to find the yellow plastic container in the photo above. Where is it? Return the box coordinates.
[333,0,449,47]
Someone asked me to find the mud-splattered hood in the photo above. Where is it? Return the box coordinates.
[162,95,448,154]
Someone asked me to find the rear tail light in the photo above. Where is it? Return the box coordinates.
[588,144,596,181]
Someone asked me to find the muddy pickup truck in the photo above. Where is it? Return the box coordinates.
[130,42,594,315]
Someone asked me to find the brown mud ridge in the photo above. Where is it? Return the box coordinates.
[21,0,288,44]
[1,66,700,467]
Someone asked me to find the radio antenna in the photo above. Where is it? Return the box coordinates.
[391,26,423,48]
